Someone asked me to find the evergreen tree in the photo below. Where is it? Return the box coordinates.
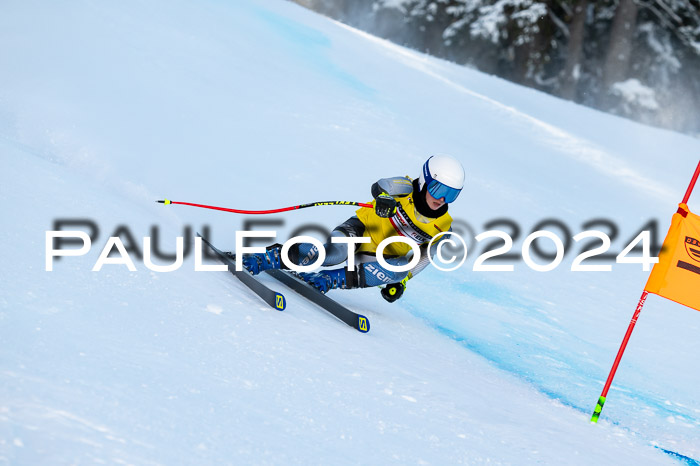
[293,0,700,134]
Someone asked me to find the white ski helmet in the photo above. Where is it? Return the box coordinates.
[419,155,465,203]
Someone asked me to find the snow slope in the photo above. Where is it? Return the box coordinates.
[1,0,699,464]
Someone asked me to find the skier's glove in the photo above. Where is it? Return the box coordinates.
[375,192,397,218]
[381,275,409,303]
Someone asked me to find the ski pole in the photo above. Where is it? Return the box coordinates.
[157,199,372,215]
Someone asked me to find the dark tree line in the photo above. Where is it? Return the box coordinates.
[293,0,700,135]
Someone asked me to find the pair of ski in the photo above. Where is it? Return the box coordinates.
[200,236,370,333]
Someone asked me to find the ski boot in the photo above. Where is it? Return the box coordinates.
[241,244,285,275]
[298,267,355,294]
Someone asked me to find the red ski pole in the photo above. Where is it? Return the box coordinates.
[157,199,372,215]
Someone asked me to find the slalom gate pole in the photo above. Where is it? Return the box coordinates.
[157,199,372,215]
[590,291,648,423]
[680,160,700,205]
[590,159,700,423]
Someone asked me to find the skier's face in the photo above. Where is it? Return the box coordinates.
[425,189,446,210]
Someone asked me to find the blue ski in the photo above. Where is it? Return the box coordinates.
[199,235,286,311]
[266,269,369,333]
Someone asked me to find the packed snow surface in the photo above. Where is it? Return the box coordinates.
[1,0,699,464]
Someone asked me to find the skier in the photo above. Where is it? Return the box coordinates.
[241,155,465,302]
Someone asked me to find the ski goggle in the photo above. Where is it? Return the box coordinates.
[427,180,461,203]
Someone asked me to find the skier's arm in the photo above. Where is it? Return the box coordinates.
[371,176,413,218]
[371,176,413,199]
[380,233,451,303]
[409,232,452,278]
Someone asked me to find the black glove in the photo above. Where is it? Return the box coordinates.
[375,193,397,218]
[381,282,405,303]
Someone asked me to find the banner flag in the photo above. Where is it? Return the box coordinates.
[644,203,700,312]
[591,161,700,423]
